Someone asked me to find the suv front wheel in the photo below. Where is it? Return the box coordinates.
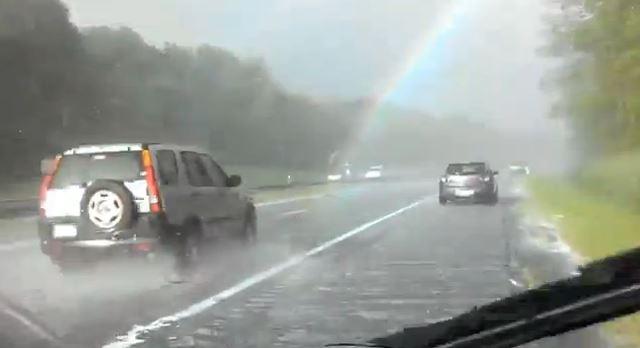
[242,206,257,244]
[174,220,203,271]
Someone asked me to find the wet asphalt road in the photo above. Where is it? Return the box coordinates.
[0,180,608,348]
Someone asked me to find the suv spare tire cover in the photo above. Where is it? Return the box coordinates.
[80,180,135,231]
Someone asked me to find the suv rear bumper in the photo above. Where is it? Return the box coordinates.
[38,214,170,261]
[45,238,160,263]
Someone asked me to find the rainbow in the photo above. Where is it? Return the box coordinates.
[342,0,473,160]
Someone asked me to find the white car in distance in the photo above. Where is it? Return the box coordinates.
[364,165,383,180]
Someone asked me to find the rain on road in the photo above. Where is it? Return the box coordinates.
[0,180,602,347]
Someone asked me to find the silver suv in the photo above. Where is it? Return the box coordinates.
[37,143,256,269]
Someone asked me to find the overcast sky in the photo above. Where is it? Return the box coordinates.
[61,0,561,133]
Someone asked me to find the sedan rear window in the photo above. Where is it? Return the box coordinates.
[447,163,486,175]
[51,152,143,188]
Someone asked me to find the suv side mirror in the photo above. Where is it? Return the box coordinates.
[493,170,499,175]
[227,174,242,187]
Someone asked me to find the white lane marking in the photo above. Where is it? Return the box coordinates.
[0,240,38,252]
[104,196,429,348]
[279,209,308,218]
[254,194,325,207]
[4,306,60,344]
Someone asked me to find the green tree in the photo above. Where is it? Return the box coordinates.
[0,0,84,176]
[547,0,640,156]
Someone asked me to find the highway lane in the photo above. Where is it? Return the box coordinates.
[121,184,513,348]
[0,180,606,347]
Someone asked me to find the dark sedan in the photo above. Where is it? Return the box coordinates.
[439,162,498,205]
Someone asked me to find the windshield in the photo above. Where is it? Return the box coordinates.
[51,152,143,188]
[0,0,638,348]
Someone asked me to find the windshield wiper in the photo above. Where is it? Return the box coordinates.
[337,246,640,348]
[325,343,392,348]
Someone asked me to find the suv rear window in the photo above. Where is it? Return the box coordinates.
[446,163,486,175]
[51,152,143,188]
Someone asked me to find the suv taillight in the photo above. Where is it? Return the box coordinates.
[39,155,61,217]
[141,149,163,213]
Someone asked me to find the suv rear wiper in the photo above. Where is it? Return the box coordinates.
[352,246,640,348]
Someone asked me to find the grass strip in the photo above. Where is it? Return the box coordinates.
[528,178,640,347]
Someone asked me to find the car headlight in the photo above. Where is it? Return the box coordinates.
[327,174,342,181]
[365,171,381,178]
[440,177,446,183]
[483,176,491,182]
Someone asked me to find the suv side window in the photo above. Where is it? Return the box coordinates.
[155,150,179,186]
[181,151,214,187]
[199,154,227,187]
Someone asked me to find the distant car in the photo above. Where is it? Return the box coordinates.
[508,164,530,197]
[509,164,530,176]
[439,162,499,205]
[364,165,383,180]
[327,162,354,182]
[327,173,343,182]
[38,143,256,270]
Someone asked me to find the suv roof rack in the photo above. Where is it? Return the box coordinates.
[448,161,487,165]
[63,143,145,155]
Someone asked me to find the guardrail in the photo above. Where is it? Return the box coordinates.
[0,198,38,219]
[0,181,326,220]
[0,166,327,219]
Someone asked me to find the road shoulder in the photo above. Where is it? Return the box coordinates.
[524,178,638,348]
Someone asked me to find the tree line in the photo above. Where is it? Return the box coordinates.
[0,0,369,177]
[545,0,640,159]
[0,0,526,179]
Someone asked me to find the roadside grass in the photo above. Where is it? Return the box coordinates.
[226,165,326,188]
[249,184,336,204]
[527,178,640,347]
[578,151,640,212]
[0,179,39,201]
[527,178,640,260]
